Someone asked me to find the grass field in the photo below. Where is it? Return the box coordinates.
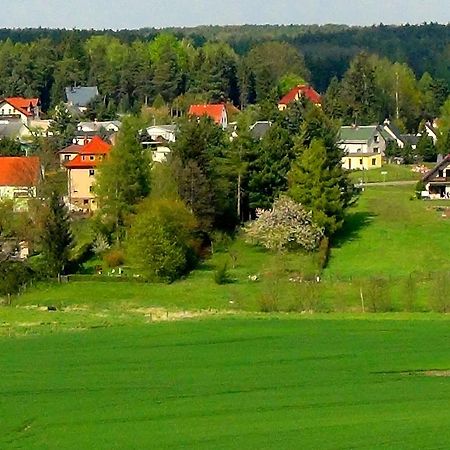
[2,317,450,449]
[347,164,427,184]
[326,185,450,278]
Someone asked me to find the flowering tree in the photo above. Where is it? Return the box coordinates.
[244,196,323,252]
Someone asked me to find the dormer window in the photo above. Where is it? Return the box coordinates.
[89,155,95,161]
[82,155,86,161]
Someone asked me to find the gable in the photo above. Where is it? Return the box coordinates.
[423,155,450,182]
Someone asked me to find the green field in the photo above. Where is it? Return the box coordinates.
[348,164,427,184]
[2,317,450,449]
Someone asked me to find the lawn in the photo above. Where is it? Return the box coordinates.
[2,317,450,449]
[347,164,427,184]
[326,185,450,278]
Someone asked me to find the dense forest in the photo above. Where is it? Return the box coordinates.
[0,23,448,122]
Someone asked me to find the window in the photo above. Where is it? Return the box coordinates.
[373,147,379,153]
[83,199,89,205]
[374,135,379,143]
[439,170,444,178]
[446,170,450,178]
[89,155,95,161]
[89,169,95,177]
[64,155,70,161]
[89,185,94,193]
[372,158,376,166]
[359,159,363,165]
[82,155,86,161]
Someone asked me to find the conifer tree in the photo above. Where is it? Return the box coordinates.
[95,116,151,240]
[288,139,353,237]
[40,191,72,277]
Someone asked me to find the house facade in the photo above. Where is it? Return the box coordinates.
[339,125,386,170]
[140,125,177,163]
[278,85,322,111]
[422,155,450,199]
[64,136,111,212]
[0,156,41,210]
[0,97,40,124]
[188,104,228,129]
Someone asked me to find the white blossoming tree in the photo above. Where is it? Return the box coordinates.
[244,196,323,252]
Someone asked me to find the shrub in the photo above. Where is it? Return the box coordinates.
[0,260,34,299]
[315,237,330,269]
[126,198,198,282]
[258,273,280,312]
[402,274,418,312]
[244,196,323,252]
[214,262,230,285]
[290,281,322,312]
[92,234,110,255]
[429,272,450,313]
[103,248,125,268]
[364,277,392,312]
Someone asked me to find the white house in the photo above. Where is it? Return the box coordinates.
[0,97,40,124]
[141,125,177,163]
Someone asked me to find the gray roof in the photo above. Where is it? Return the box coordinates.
[250,121,272,140]
[0,120,23,138]
[401,134,419,146]
[65,86,99,107]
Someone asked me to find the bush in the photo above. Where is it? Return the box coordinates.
[364,277,392,312]
[429,272,450,313]
[258,273,280,312]
[402,274,418,312]
[214,262,230,285]
[245,196,323,252]
[127,198,198,282]
[103,248,125,268]
[0,260,34,299]
[315,237,330,269]
[290,282,322,312]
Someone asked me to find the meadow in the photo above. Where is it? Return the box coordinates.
[2,317,450,449]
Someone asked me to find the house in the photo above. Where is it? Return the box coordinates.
[419,121,439,145]
[0,119,24,140]
[382,120,419,150]
[64,136,111,212]
[278,85,321,111]
[188,104,228,129]
[0,97,40,124]
[0,156,42,209]
[140,125,177,163]
[72,120,121,145]
[65,86,99,115]
[249,121,272,140]
[58,143,82,167]
[422,155,450,199]
[339,125,386,170]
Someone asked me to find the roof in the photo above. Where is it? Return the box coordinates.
[1,97,39,117]
[401,134,419,146]
[58,143,82,155]
[250,121,272,140]
[382,121,403,140]
[0,120,23,138]
[64,136,111,169]
[65,86,99,107]
[279,85,321,106]
[188,104,226,124]
[423,155,450,182]
[0,156,41,187]
[78,121,121,132]
[339,125,380,142]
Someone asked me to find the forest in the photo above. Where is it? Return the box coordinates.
[0,23,448,131]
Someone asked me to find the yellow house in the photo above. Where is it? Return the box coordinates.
[339,125,386,170]
[64,136,111,212]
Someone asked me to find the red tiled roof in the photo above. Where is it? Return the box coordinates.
[0,156,41,187]
[3,97,39,117]
[64,136,111,169]
[279,85,322,106]
[188,104,226,124]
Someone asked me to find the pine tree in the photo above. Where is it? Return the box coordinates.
[40,191,72,277]
[95,116,151,240]
[288,139,353,237]
[416,134,436,162]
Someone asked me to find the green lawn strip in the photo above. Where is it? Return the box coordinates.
[2,318,450,449]
[347,164,427,184]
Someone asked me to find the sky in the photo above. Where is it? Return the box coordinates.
[1,0,449,29]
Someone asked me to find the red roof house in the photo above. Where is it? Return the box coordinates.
[64,136,112,212]
[0,156,41,202]
[278,85,322,110]
[188,104,228,128]
[0,97,40,122]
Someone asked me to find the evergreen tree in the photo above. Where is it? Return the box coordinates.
[288,139,351,237]
[416,134,436,162]
[95,116,151,240]
[48,102,76,147]
[40,191,72,277]
[247,123,295,210]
